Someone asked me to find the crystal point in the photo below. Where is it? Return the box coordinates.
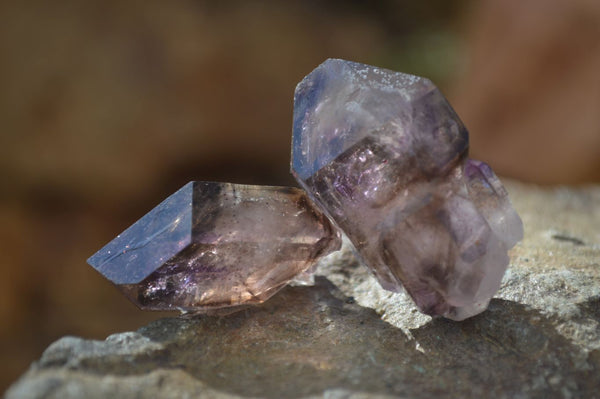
[88,182,341,312]
[292,59,523,320]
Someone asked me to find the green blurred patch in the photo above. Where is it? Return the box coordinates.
[377,29,462,89]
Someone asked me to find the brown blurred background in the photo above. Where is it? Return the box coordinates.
[1,0,599,391]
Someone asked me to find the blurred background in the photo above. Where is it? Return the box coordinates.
[1,0,599,390]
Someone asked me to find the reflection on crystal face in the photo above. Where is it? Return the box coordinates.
[292,59,523,320]
[88,182,341,312]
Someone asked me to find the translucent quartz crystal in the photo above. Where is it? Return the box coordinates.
[292,59,523,320]
[88,182,341,312]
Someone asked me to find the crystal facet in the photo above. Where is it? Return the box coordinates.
[292,59,523,320]
[88,182,341,312]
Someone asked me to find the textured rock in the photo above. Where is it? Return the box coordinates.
[6,182,600,399]
[87,182,340,312]
[292,59,522,320]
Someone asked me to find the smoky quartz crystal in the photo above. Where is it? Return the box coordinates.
[292,59,523,320]
[88,182,340,312]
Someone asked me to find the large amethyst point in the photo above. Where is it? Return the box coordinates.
[88,182,341,312]
[291,59,523,320]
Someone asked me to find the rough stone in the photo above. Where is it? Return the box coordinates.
[6,182,600,399]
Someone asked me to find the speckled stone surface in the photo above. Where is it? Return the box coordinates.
[6,182,600,399]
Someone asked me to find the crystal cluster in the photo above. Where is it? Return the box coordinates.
[89,58,523,320]
[292,59,523,320]
[88,182,340,312]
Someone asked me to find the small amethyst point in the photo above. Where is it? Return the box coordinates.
[464,159,524,248]
[88,182,341,312]
[291,59,523,320]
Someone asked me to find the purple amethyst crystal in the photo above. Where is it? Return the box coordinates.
[291,59,523,320]
[88,182,340,312]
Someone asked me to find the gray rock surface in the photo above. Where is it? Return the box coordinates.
[6,182,600,399]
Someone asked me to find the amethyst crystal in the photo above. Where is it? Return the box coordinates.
[88,182,340,312]
[292,59,523,320]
